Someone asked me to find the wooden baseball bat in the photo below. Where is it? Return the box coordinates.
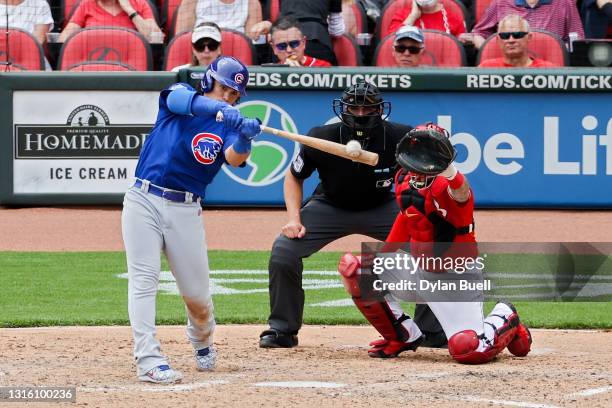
[260,125,379,166]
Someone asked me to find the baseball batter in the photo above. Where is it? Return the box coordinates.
[338,123,533,363]
[121,56,261,383]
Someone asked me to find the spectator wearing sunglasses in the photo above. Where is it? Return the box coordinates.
[269,17,332,67]
[478,14,555,68]
[459,0,584,49]
[171,22,223,72]
[392,25,426,68]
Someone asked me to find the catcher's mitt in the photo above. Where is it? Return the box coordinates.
[395,123,456,175]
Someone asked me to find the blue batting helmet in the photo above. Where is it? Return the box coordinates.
[201,56,249,96]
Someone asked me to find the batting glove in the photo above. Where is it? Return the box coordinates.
[239,118,262,141]
[221,105,243,129]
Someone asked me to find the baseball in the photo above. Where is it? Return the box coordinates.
[346,140,362,158]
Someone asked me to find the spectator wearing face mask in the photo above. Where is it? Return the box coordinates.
[388,0,466,38]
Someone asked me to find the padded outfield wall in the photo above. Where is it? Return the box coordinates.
[0,67,611,207]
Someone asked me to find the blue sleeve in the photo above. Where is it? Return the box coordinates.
[191,95,226,118]
[161,83,196,115]
[167,87,197,116]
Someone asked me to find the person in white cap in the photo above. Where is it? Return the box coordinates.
[171,21,223,72]
[392,25,425,68]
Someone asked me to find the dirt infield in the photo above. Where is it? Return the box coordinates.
[0,325,611,407]
[1,207,611,407]
[1,207,612,251]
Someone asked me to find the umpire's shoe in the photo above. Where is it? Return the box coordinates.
[259,329,298,348]
[420,330,448,348]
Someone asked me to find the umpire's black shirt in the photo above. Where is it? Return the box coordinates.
[290,122,412,211]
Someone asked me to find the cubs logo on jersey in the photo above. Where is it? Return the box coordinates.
[192,133,223,165]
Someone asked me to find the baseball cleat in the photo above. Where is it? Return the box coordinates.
[138,365,183,384]
[259,329,298,348]
[496,302,532,357]
[195,346,217,371]
[368,335,425,358]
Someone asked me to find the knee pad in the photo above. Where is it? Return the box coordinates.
[448,330,497,364]
[338,253,411,342]
[338,253,361,296]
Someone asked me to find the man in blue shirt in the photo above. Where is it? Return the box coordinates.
[122,56,261,384]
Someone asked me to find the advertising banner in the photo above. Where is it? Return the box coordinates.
[5,74,611,207]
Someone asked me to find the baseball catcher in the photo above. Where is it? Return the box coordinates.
[337,123,532,363]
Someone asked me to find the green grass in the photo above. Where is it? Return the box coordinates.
[0,251,610,329]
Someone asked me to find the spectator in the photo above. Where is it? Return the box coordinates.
[268,17,332,67]
[478,14,555,67]
[0,0,53,44]
[174,0,262,38]
[59,0,162,42]
[250,0,344,65]
[388,0,466,38]
[392,25,425,67]
[459,0,584,48]
[581,0,612,39]
[171,22,223,71]
[342,0,358,37]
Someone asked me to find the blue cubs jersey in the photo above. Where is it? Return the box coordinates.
[135,83,240,199]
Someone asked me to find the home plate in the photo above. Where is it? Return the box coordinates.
[253,381,346,388]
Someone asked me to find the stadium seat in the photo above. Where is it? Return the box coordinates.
[268,0,280,23]
[165,0,185,35]
[0,28,45,70]
[332,34,362,66]
[474,0,494,25]
[59,27,153,70]
[67,61,137,71]
[477,29,569,66]
[373,29,466,67]
[377,0,469,40]
[164,28,256,70]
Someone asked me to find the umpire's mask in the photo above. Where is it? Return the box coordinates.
[333,81,391,139]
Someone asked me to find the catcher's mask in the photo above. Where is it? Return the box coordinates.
[396,123,455,190]
[332,81,391,139]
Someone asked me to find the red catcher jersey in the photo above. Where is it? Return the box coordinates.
[387,170,476,245]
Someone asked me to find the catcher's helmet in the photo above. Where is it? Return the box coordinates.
[201,56,249,96]
[332,81,391,138]
[396,123,455,189]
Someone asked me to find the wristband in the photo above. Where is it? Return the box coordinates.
[447,171,464,190]
[129,12,138,20]
[232,136,251,154]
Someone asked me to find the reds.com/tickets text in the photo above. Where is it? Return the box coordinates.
[467,74,612,90]
[247,72,612,91]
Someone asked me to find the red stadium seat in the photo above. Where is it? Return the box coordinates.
[59,27,153,70]
[332,34,362,66]
[67,61,136,71]
[164,28,256,70]
[0,28,45,70]
[474,0,494,25]
[377,0,469,40]
[373,29,466,67]
[166,0,184,35]
[477,29,569,66]
[268,0,280,23]
[352,1,368,34]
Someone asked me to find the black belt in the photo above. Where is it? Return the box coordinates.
[134,179,200,203]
